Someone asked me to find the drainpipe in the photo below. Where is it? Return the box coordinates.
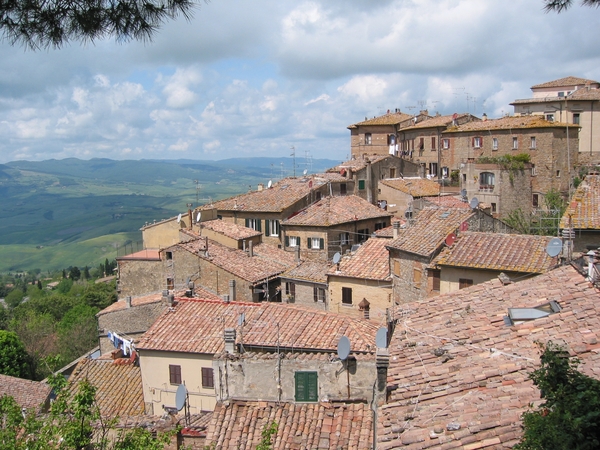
[366,159,373,204]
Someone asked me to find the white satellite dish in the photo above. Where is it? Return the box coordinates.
[196,212,201,223]
[337,336,351,360]
[546,238,563,257]
[332,252,341,264]
[175,383,187,411]
[469,197,479,209]
[238,313,245,326]
[267,180,272,188]
[376,327,388,349]
[303,169,308,176]
[177,213,182,223]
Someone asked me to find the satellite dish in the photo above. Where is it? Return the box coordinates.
[175,384,187,411]
[460,189,467,198]
[333,252,341,264]
[546,238,563,257]
[177,213,182,223]
[267,180,272,188]
[337,336,351,360]
[376,327,388,349]
[380,200,387,209]
[196,212,201,222]
[445,233,457,246]
[460,221,469,232]
[303,169,308,176]
[469,197,479,209]
[238,313,245,326]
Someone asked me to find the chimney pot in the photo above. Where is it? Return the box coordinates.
[222,294,230,303]
[228,280,236,301]
[248,240,254,257]
[393,221,400,239]
[224,328,236,354]
[125,296,132,308]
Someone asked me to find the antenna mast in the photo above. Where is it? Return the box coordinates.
[290,146,296,178]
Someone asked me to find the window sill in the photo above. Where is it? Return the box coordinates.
[341,303,353,307]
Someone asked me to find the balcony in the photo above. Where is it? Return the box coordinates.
[479,184,495,193]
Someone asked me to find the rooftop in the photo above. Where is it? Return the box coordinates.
[116,249,161,261]
[206,400,373,449]
[378,264,600,449]
[199,219,262,240]
[0,373,51,411]
[531,76,600,89]
[327,154,391,173]
[329,238,391,281]
[136,298,379,354]
[386,207,475,258]
[282,260,329,283]
[348,111,414,128]
[68,358,145,418]
[400,113,476,130]
[560,174,600,230]
[433,232,559,273]
[422,195,471,209]
[283,195,391,227]
[443,115,571,132]
[380,177,440,197]
[198,176,327,213]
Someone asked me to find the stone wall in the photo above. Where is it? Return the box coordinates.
[328,275,391,321]
[280,277,327,311]
[117,259,164,298]
[390,251,430,303]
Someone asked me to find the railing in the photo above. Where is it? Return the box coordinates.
[478,184,495,192]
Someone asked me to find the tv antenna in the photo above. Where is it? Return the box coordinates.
[290,146,296,178]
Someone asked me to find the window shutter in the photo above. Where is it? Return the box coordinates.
[245,218,249,228]
[295,372,318,402]
[257,220,262,232]
[307,237,311,248]
[471,137,475,147]
[285,236,289,247]
[265,219,270,233]
[295,372,306,401]
[319,238,324,249]
[313,286,318,302]
[275,220,280,236]
[307,372,318,401]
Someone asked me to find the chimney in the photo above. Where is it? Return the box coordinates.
[376,348,390,395]
[229,280,236,302]
[125,296,132,308]
[420,109,428,116]
[482,113,488,122]
[222,294,230,303]
[295,246,301,262]
[224,328,236,354]
[168,293,175,307]
[248,240,254,257]
[393,221,400,239]
[257,183,264,191]
[162,290,169,303]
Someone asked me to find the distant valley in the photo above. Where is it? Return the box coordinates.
[0,157,339,272]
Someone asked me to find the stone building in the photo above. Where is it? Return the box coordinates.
[511,76,600,165]
[281,195,392,261]
[279,260,329,310]
[378,176,441,217]
[116,249,163,298]
[560,174,600,252]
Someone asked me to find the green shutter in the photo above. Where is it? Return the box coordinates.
[245,218,249,228]
[265,219,270,234]
[285,236,289,247]
[295,372,318,402]
[257,220,262,232]
[307,237,311,248]
[358,179,365,190]
[275,220,280,236]
[319,238,324,249]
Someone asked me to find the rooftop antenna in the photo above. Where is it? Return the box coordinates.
[445,232,457,247]
[267,180,272,189]
[196,212,202,223]
[290,146,296,178]
[194,180,200,207]
[303,169,308,176]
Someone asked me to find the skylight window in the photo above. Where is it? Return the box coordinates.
[505,301,561,326]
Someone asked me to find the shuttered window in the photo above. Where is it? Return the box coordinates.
[202,367,214,388]
[295,371,318,402]
[459,278,473,289]
[169,365,181,385]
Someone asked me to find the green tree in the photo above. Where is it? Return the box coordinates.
[544,0,600,12]
[4,288,24,308]
[83,265,91,280]
[9,312,57,380]
[37,280,42,290]
[0,331,32,378]
[69,266,81,281]
[515,342,600,450]
[0,0,195,50]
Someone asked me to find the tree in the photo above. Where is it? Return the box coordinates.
[515,342,600,449]
[4,288,24,308]
[544,0,600,12]
[0,0,196,50]
[0,330,32,379]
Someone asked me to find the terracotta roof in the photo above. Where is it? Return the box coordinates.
[443,115,570,132]
[512,87,600,104]
[422,195,471,209]
[136,299,379,354]
[206,400,373,449]
[97,287,221,316]
[198,176,326,213]
[531,76,600,89]
[373,218,405,237]
[116,249,161,261]
[433,232,559,273]
[282,195,391,227]
[349,111,414,128]
[68,358,145,418]
[386,207,475,257]
[329,238,391,281]
[560,174,600,230]
[400,113,473,130]
[381,178,440,197]
[200,219,262,240]
[327,154,390,173]
[0,374,51,411]
[282,260,329,283]
[177,239,295,284]
[378,264,600,449]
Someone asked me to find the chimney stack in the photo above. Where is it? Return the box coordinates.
[248,240,254,257]
[257,183,264,191]
[125,296,132,308]
[224,328,236,354]
[168,293,175,307]
[393,221,400,239]
[222,294,230,303]
[376,348,390,394]
[229,280,236,302]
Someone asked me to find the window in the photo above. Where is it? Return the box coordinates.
[245,218,262,232]
[531,164,537,176]
[308,237,324,249]
[393,260,400,276]
[169,365,181,385]
[413,268,422,284]
[492,138,498,150]
[374,222,387,231]
[479,172,495,192]
[285,236,299,248]
[556,170,561,177]
[285,282,296,298]
[339,232,350,246]
[388,134,396,145]
[340,183,347,195]
[429,163,438,178]
[419,137,424,150]
[365,133,372,145]
[265,219,280,237]
[530,136,536,149]
[389,168,396,178]
[462,174,467,183]
[165,251,173,260]
[431,136,436,150]
[430,269,440,292]
[533,194,539,208]
[491,203,497,213]
[473,136,482,148]
[505,301,561,326]
[358,179,365,190]
[442,138,449,149]
[512,137,518,149]
[441,167,449,178]
[558,91,565,97]
[314,287,326,302]
[357,229,369,243]
[201,367,214,388]
[573,113,580,125]
[545,113,554,122]
[342,287,353,305]
[459,278,473,289]
[295,371,318,402]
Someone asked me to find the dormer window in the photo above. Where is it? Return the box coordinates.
[504,301,562,326]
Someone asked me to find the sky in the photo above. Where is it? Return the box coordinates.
[0,0,599,164]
